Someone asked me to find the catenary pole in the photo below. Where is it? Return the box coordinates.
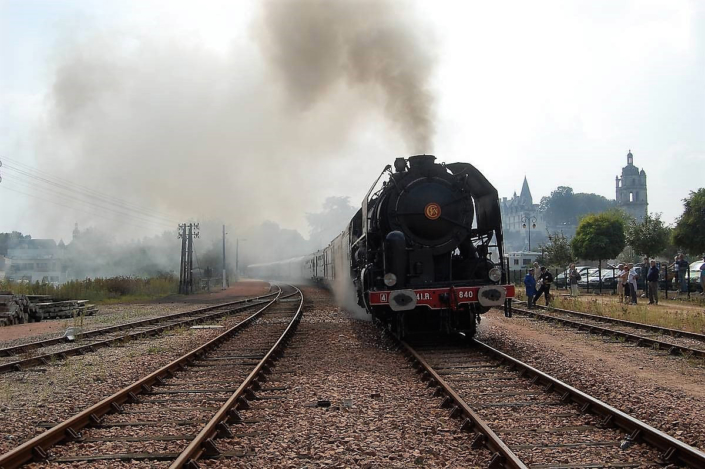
[222,225,227,290]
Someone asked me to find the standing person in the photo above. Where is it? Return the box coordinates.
[700,256,705,295]
[642,256,650,298]
[621,265,631,304]
[568,263,581,297]
[533,266,554,306]
[616,264,626,303]
[524,268,537,308]
[675,254,689,293]
[627,263,638,304]
[647,259,659,305]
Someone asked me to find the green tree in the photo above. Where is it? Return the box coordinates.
[540,186,617,227]
[625,213,669,259]
[539,232,575,267]
[672,189,705,255]
[0,231,32,256]
[571,212,626,264]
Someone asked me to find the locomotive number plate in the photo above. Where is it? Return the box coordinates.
[369,285,515,310]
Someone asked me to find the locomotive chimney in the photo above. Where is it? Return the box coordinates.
[408,154,436,169]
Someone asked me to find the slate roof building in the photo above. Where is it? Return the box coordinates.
[500,177,546,251]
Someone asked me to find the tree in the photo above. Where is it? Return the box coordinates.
[539,186,617,227]
[0,231,32,256]
[571,212,626,263]
[672,188,705,255]
[625,213,669,259]
[539,232,575,267]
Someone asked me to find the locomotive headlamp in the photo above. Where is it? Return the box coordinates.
[384,273,398,287]
[488,267,502,282]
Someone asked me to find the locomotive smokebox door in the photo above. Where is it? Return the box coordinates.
[389,290,417,311]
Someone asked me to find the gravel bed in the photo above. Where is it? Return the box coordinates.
[201,286,494,468]
[1,298,298,466]
[0,307,259,368]
[0,303,218,349]
[0,305,277,455]
[478,310,705,451]
[417,342,666,466]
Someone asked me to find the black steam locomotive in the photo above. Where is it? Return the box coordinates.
[248,155,514,337]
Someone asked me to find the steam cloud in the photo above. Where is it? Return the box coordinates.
[257,0,436,152]
[34,1,435,245]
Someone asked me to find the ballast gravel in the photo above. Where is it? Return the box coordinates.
[479,310,705,451]
[202,287,492,468]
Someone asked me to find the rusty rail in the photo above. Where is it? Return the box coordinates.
[398,339,527,469]
[0,287,283,469]
[0,293,280,374]
[513,305,705,359]
[0,291,278,357]
[475,339,705,468]
[170,285,304,468]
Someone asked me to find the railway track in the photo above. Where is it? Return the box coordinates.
[0,284,303,469]
[400,335,705,468]
[512,301,705,359]
[0,290,279,373]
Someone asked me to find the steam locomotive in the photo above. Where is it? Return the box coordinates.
[248,155,514,337]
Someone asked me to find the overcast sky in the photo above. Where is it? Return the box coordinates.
[1,0,703,243]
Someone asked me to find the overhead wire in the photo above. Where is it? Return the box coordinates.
[0,182,172,232]
[1,172,175,230]
[0,156,180,225]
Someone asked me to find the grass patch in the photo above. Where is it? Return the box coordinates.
[0,275,178,303]
[551,295,705,334]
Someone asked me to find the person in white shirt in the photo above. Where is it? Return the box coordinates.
[627,263,638,305]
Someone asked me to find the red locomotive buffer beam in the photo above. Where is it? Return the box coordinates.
[369,285,515,311]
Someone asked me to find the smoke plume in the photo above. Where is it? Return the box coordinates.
[257,0,436,152]
[32,1,435,244]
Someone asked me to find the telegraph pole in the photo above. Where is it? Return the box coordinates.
[222,225,227,290]
[178,223,199,295]
[178,224,187,294]
[186,224,193,294]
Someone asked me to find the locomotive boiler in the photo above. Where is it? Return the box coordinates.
[248,154,514,337]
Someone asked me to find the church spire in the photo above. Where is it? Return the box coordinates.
[519,176,533,205]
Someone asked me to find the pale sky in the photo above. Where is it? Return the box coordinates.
[1,0,703,242]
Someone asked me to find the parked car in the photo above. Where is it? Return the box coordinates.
[668,261,705,293]
[554,266,591,288]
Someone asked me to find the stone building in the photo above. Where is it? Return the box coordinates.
[615,150,647,221]
[500,177,546,251]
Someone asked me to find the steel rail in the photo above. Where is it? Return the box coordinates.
[475,339,705,468]
[398,339,527,469]
[0,291,278,357]
[512,305,705,359]
[515,300,705,342]
[0,287,284,469]
[0,295,279,374]
[171,285,304,469]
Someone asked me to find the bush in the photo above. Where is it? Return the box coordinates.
[0,274,178,302]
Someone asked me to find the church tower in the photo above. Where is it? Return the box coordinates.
[615,150,647,221]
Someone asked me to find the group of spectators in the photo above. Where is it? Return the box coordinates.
[522,254,705,308]
[523,262,553,308]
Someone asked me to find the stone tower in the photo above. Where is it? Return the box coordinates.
[615,150,647,221]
